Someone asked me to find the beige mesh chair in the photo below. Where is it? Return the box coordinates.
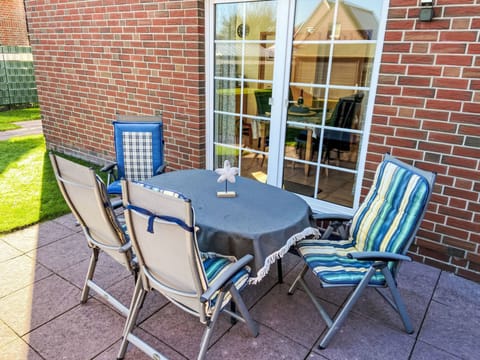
[50,153,137,316]
[117,180,258,360]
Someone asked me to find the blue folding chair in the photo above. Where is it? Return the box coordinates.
[102,113,166,195]
[289,153,436,349]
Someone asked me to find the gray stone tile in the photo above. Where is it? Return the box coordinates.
[139,302,233,360]
[1,220,77,253]
[250,283,332,348]
[418,300,479,360]
[0,239,22,263]
[57,250,131,291]
[433,271,480,310]
[0,274,81,336]
[100,279,169,322]
[29,231,91,272]
[0,337,43,360]
[313,310,415,360]
[208,323,309,360]
[0,320,18,349]
[94,328,187,360]
[0,255,52,299]
[411,341,461,360]
[25,300,125,359]
[52,213,82,232]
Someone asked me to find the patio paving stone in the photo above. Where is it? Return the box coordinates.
[0,273,80,336]
[1,218,479,359]
[25,300,125,359]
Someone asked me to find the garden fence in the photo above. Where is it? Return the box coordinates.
[0,46,38,106]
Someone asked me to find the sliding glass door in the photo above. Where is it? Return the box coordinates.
[207,0,388,212]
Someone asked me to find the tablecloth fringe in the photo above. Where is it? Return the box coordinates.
[248,227,320,285]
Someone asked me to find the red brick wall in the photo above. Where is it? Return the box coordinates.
[0,0,30,46]
[25,0,205,168]
[372,0,480,282]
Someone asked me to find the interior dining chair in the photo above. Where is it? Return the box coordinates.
[49,153,137,316]
[288,153,436,349]
[321,92,364,167]
[102,113,166,196]
[117,180,259,360]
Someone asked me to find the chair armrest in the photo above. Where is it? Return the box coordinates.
[100,163,118,184]
[348,251,411,262]
[110,198,123,209]
[155,163,167,175]
[312,213,352,221]
[200,254,253,303]
[101,162,117,172]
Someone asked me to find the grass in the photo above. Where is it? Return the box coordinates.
[0,107,41,131]
[0,133,105,234]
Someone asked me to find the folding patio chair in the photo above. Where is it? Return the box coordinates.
[288,153,436,349]
[117,180,258,360]
[50,153,137,316]
[102,113,166,196]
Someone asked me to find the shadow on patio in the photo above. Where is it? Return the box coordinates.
[0,213,478,359]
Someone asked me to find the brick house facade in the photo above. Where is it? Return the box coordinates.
[0,0,30,46]
[24,0,480,282]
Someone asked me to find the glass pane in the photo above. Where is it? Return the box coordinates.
[214,114,238,145]
[317,169,355,208]
[294,0,335,40]
[339,0,384,41]
[244,2,277,41]
[215,3,241,40]
[214,144,239,169]
[215,80,241,114]
[215,43,241,78]
[241,151,268,182]
[330,43,376,87]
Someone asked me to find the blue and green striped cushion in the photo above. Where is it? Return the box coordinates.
[202,256,250,313]
[297,159,430,286]
[351,159,430,254]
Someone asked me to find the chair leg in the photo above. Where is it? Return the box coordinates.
[288,263,309,295]
[81,248,99,303]
[318,266,377,349]
[381,267,414,334]
[117,277,146,359]
[229,287,259,337]
[198,291,227,360]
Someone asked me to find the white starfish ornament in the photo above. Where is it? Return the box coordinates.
[215,160,239,197]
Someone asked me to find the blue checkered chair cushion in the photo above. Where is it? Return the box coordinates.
[107,121,164,195]
[122,131,153,181]
[297,158,431,286]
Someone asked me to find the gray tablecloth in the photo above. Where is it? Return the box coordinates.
[144,169,313,278]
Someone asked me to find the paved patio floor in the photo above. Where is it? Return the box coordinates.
[0,214,478,359]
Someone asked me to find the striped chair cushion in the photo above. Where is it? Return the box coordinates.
[297,158,430,286]
[202,255,250,315]
[351,159,430,254]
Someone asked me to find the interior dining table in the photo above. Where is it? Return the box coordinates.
[143,169,314,283]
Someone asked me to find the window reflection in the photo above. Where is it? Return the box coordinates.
[285,0,384,208]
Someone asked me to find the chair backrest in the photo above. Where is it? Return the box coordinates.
[122,180,208,316]
[49,153,133,269]
[113,113,164,182]
[324,93,364,150]
[350,154,436,258]
[254,89,272,116]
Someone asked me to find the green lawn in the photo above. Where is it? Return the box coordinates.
[0,107,41,131]
[0,134,105,234]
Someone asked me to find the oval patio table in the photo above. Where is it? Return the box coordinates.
[144,169,314,282]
